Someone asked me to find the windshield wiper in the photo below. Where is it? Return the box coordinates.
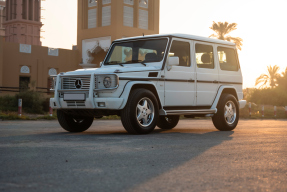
[125,60,147,66]
[105,61,124,67]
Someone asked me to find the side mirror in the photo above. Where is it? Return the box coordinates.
[167,56,179,71]
[100,61,103,67]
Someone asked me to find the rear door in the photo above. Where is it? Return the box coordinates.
[194,42,219,106]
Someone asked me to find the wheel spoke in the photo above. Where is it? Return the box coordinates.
[146,108,152,115]
[142,116,148,124]
[225,105,229,111]
[227,116,231,122]
[224,111,228,118]
[137,104,143,111]
[143,100,148,109]
[137,113,144,121]
[230,109,234,116]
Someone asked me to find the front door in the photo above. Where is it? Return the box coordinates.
[164,38,196,107]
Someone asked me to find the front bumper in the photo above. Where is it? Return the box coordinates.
[50,97,124,110]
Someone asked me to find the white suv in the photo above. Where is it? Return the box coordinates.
[50,34,246,134]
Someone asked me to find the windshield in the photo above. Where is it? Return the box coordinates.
[105,38,168,65]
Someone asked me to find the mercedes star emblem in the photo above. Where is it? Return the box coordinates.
[75,79,82,89]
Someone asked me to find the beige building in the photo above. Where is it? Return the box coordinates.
[3,0,42,46]
[0,0,5,36]
[77,0,159,68]
[0,37,79,95]
[0,0,160,95]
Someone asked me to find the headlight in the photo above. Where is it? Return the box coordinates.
[103,76,112,88]
[95,74,118,90]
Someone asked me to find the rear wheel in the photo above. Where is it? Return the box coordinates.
[121,89,159,134]
[212,94,239,131]
[57,110,94,132]
[157,115,180,129]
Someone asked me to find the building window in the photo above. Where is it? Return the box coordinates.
[102,6,111,26]
[88,8,97,29]
[124,0,134,5]
[139,0,148,8]
[19,76,30,91]
[138,0,148,30]
[123,6,133,27]
[22,0,27,19]
[138,9,148,30]
[20,66,30,73]
[48,48,59,56]
[48,68,57,76]
[34,0,40,22]
[102,0,111,5]
[88,0,97,7]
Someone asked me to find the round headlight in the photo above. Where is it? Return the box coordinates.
[103,76,112,88]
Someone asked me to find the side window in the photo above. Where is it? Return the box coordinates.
[195,44,214,69]
[217,47,239,71]
[169,40,190,67]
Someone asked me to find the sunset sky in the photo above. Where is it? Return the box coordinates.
[41,0,287,88]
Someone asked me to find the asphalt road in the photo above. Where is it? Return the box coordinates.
[0,119,286,192]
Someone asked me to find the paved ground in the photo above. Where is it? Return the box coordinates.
[0,119,286,192]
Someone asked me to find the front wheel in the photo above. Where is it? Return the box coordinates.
[121,89,159,134]
[212,94,239,131]
[57,110,94,132]
[157,115,180,129]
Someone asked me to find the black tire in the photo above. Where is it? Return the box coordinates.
[212,94,239,131]
[121,88,159,134]
[57,110,94,132]
[157,115,180,129]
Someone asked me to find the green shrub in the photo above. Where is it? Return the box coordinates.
[0,95,18,111]
[248,88,287,106]
[16,90,46,114]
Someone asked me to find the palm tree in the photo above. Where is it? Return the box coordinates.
[209,21,243,50]
[255,65,280,88]
[277,67,287,89]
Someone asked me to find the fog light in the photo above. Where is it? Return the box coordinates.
[98,102,106,107]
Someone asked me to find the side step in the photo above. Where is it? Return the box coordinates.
[159,109,217,116]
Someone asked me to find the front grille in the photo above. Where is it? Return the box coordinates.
[62,76,91,90]
[66,101,86,107]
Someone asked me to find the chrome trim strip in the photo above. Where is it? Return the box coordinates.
[58,89,89,92]
[165,109,216,115]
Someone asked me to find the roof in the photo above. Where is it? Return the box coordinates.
[114,33,235,46]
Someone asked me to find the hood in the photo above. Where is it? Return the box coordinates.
[63,65,161,76]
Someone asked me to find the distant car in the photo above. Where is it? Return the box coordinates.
[50,34,246,134]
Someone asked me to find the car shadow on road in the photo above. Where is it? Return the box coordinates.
[0,126,234,192]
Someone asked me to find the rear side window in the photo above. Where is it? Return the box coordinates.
[195,44,214,69]
[217,47,239,71]
[169,40,190,67]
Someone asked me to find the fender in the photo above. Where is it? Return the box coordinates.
[211,85,239,109]
[118,81,163,109]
